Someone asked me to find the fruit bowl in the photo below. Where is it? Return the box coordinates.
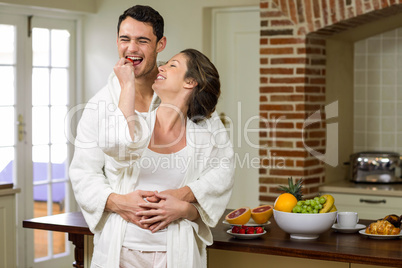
[273,209,337,239]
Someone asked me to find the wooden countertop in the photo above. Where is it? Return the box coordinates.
[320,180,402,197]
[210,210,402,267]
[23,211,402,267]
[23,212,92,235]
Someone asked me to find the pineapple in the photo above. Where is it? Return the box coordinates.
[278,177,304,201]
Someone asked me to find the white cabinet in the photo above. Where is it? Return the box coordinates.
[84,235,94,267]
[0,188,19,268]
[208,249,389,268]
[208,249,349,268]
[321,192,401,220]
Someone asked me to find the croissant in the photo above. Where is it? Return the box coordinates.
[366,220,400,235]
[383,214,402,228]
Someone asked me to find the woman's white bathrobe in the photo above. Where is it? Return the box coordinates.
[69,72,235,268]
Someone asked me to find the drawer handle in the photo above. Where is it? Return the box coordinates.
[359,199,386,204]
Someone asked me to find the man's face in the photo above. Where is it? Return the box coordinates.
[117,17,165,79]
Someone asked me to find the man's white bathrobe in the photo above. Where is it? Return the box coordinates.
[69,72,235,268]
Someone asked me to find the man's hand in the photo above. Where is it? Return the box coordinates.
[137,192,199,233]
[146,186,196,203]
[105,190,155,228]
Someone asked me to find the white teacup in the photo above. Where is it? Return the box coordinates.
[337,212,359,228]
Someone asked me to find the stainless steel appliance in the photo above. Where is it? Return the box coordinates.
[349,151,402,183]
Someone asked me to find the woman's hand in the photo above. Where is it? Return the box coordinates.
[114,57,135,90]
[137,192,199,232]
[114,57,137,140]
[114,57,135,115]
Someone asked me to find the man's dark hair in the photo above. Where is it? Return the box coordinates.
[117,5,164,42]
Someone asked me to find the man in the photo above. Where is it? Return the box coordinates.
[69,5,234,267]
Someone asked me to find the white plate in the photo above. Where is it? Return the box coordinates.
[359,229,402,239]
[332,223,366,233]
[226,229,266,239]
[222,219,271,227]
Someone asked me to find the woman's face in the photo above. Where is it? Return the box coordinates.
[152,53,190,98]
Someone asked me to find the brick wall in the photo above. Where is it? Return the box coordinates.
[259,0,402,203]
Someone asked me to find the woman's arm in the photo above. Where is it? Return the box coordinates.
[113,57,136,140]
[99,60,151,166]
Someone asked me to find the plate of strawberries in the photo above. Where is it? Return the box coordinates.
[226,225,266,239]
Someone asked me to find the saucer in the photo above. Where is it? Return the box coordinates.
[332,223,366,233]
[226,229,266,239]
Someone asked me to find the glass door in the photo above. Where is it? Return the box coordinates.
[0,19,17,188]
[30,17,75,267]
[0,13,29,268]
[0,13,77,268]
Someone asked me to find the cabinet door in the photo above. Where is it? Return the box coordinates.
[352,264,390,268]
[0,194,17,268]
[323,193,401,220]
[84,235,94,267]
[208,249,349,268]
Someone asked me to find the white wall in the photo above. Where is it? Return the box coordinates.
[83,0,259,100]
[0,0,97,13]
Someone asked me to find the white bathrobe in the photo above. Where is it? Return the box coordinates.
[69,72,234,268]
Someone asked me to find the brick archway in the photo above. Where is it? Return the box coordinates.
[259,0,402,202]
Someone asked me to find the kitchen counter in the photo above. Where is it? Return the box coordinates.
[23,211,402,268]
[210,211,402,267]
[320,180,402,197]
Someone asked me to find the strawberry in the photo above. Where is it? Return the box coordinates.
[246,226,255,234]
[239,228,246,234]
[231,226,241,233]
[125,56,134,65]
[246,227,254,234]
[256,227,264,234]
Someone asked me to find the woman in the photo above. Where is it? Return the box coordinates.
[95,49,233,268]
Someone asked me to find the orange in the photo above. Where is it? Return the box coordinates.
[251,205,273,224]
[225,207,251,224]
[274,193,297,212]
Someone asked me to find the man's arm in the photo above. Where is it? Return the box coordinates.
[70,117,114,232]
[70,89,150,231]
